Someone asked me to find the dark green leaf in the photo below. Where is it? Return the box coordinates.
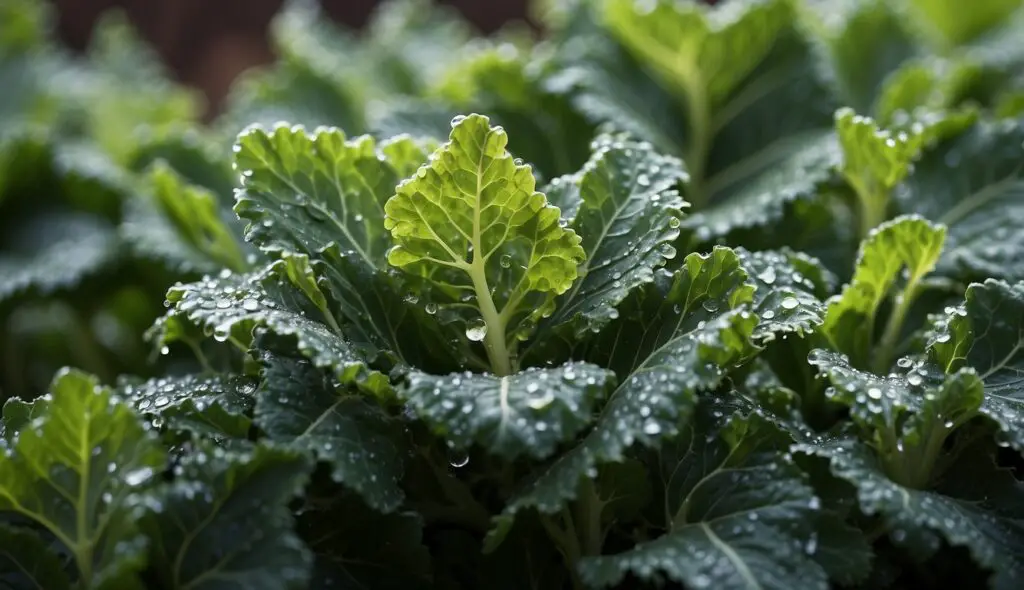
[896,118,1024,282]
[140,444,313,590]
[0,369,165,589]
[536,134,687,343]
[117,374,257,439]
[401,362,613,461]
[0,212,118,304]
[0,524,71,590]
[256,353,406,512]
[490,247,758,542]
[580,397,830,590]
[928,279,1024,453]
[163,266,391,397]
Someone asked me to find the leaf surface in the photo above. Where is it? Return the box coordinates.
[929,279,1024,453]
[255,353,406,512]
[537,134,687,341]
[163,267,391,396]
[0,524,71,590]
[489,247,758,542]
[384,113,585,374]
[821,215,946,369]
[140,444,313,590]
[580,395,832,590]
[896,119,1024,282]
[401,362,613,461]
[117,374,257,439]
[0,369,165,589]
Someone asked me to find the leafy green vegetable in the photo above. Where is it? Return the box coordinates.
[384,114,585,375]
[4,0,1024,587]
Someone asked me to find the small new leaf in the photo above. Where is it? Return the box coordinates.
[384,113,585,375]
[821,215,946,370]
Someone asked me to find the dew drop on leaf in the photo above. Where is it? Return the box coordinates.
[448,449,469,468]
[781,296,799,310]
[499,254,512,268]
[424,302,438,315]
[466,321,487,342]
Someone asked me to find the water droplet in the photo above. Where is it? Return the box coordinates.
[450,115,467,127]
[499,254,512,268]
[757,267,776,284]
[425,302,438,315]
[242,298,259,311]
[867,387,882,400]
[466,322,487,342]
[702,299,720,313]
[448,449,469,468]
[781,296,799,310]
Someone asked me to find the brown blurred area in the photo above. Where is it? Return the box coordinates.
[49,0,531,119]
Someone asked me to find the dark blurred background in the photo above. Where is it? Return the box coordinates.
[49,0,532,119]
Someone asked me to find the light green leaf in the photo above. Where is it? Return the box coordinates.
[255,353,406,512]
[0,524,71,590]
[821,215,946,370]
[873,58,982,125]
[163,267,391,397]
[0,369,165,589]
[384,113,585,376]
[401,362,613,461]
[140,444,313,590]
[543,13,688,157]
[117,374,257,439]
[234,124,406,268]
[534,134,687,343]
[809,349,982,488]
[798,436,1024,589]
[0,212,118,304]
[580,397,829,590]
[603,0,791,108]
[602,0,795,205]
[928,279,1024,453]
[151,162,246,271]
[906,0,1023,48]
[835,108,924,235]
[800,0,918,112]
[81,12,202,164]
[489,247,758,543]
[896,118,1024,282]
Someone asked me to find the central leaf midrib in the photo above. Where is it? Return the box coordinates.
[700,522,764,590]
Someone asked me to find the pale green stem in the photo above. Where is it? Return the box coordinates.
[873,281,921,375]
[682,80,711,209]
[468,261,512,376]
[574,478,604,556]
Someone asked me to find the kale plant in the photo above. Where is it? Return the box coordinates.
[3,0,1024,589]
